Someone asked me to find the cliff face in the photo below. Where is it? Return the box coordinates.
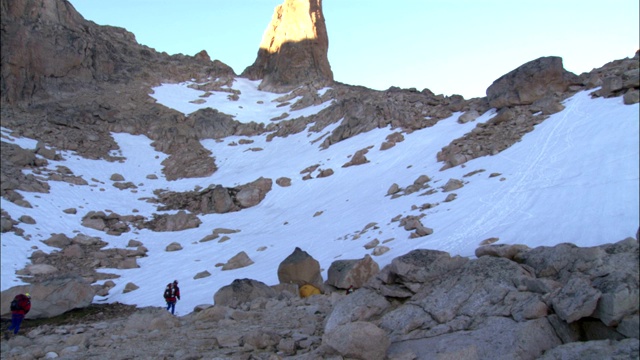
[2,0,90,104]
[241,0,334,92]
[0,0,235,105]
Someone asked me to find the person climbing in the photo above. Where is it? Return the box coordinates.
[163,280,180,315]
[8,293,31,336]
[346,285,354,294]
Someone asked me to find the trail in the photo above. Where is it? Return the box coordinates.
[443,92,584,251]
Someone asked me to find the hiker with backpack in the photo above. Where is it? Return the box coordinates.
[8,293,31,335]
[163,280,180,315]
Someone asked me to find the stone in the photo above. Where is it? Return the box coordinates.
[109,173,125,181]
[623,89,639,105]
[276,177,292,187]
[165,242,183,252]
[458,110,480,123]
[537,338,640,360]
[122,282,139,293]
[475,243,531,260]
[194,271,211,279]
[323,321,390,360]
[381,249,468,284]
[213,278,277,308]
[442,178,464,192]
[221,251,254,270]
[326,255,380,289]
[277,247,323,289]
[550,275,601,323]
[486,56,580,108]
[324,288,390,333]
[387,183,400,196]
[1,277,95,319]
[387,316,561,360]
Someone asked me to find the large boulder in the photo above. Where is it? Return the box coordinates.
[324,288,390,333]
[213,278,277,309]
[326,254,380,290]
[486,56,580,108]
[277,247,324,289]
[1,277,95,319]
[221,251,255,270]
[537,338,640,360]
[387,316,562,360]
[322,321,390,360]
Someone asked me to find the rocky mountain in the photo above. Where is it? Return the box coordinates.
[1,0,639,359]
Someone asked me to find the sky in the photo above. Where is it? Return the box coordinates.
[1,79,638,316]
[67,0,640,99]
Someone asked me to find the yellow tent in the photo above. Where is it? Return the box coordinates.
[299,284,321,298]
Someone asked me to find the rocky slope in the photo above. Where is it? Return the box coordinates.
[1,238,639,359]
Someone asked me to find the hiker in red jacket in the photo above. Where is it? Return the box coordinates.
[164,280,180,315]
[8,293,31,335]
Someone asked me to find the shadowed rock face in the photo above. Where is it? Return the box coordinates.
[242,0,333,92]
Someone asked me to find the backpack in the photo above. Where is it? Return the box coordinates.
[163,284,173,299]
[10,299,19,311]
[10,294,27,311]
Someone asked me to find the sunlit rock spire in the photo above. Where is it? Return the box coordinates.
[241,0,334,92]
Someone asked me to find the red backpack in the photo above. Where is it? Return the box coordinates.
[10,294,29,311]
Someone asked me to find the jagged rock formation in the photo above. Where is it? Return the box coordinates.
[241,0,333,92]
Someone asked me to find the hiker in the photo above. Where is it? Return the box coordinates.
[164,280,180,315]
[346,285,354,294]
[8,293,31,335]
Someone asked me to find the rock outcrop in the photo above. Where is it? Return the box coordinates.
[486,56,580,109]
[241,0,333,92]
[1,277,95,319]
[3,238,637,359]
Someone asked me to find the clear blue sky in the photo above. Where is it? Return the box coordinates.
[68,0,639,98]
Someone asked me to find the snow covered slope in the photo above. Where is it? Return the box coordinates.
[1,78,638,315]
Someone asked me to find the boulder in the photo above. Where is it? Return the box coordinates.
[165,242,183,252]
[378,249,468,285]
[442,178,464,192]
[1,277,95,319]
[221,251,254,270]
[550,275,601,323]
[475,243,531,260]
[324,288,390,333]
[387,316,561,360]
[537,338,640,360]
[322,321,390,360]
[145,210,201,232]
[277,247,323,289]
[486,56,580,108]
[213,278,277,309]
[326,255,380,289]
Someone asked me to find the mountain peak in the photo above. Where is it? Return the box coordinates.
[241,0,333,92]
